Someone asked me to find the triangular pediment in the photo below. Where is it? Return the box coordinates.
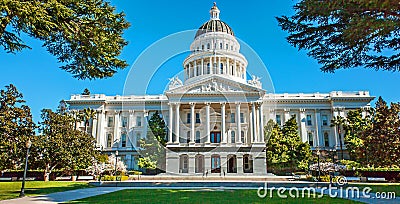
[166,75,265,95]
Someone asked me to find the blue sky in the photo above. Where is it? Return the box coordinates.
[1,0,399,122]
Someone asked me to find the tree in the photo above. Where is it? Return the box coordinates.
[0,84,36,170]
[362,97,400,167]
[138,111,167,171]
[265,116,312,172]
[1,0,130,79]
[38,109,99,181]
[331,115,346,160]
[341,109,371,163]
[82,88,91,95]
[277,0,400,72]
[80,108,97,133]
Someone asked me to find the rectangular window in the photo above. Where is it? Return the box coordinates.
[308,132,314,146]
[240,113,244,123]
[136,116,142,127]
[276,115,281,126]
[136,133,141,147]
[195,113,201,123]
[230,113,235,123]
[107,133,113,147]
[322,115,328,126]
[187,113,191,124]
[107,117,114,127]
[195,131,200,143]
[121,133,126,147]
[324,132,329,147]
[306,115,312,126]
[122,116,128,127]
[210,132,221,143]
[231,131,235,143]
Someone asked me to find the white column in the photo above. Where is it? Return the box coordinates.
[190,103,195,144]
[168,104,173,143]
[201,58,204,75]
[234,59,237,76]
[189,63,192,78]
[218,56,221,74]
[175,103,180,143]
[315,109,321,147]
[332,109,339,148]
[236,103,241,143]
[259,103,264,143]
[226,58,230,75]
[114,111,120,144]
[252,103,257,143]
[299,109,307,143]
[284,109,290,122]
[221,103,226,144]
[92,112,98,138]
[97,110,104,146]
[209,57,212,74]
[206,103,211,143]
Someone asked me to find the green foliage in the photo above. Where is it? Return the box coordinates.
[0,84,36,170]
[138,111,167,170]
[340,160,362,170]
[265,116,312,172]
[0,0,130,79]
[277,0,400,72]
[36,109,99,180]
[339,97,400,168]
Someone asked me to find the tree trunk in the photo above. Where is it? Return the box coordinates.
[44,164,51,182]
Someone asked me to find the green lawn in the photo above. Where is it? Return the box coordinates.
[0,181,93,201]
[67,189,360,204]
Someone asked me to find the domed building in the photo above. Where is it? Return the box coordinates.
[66,3,374,176]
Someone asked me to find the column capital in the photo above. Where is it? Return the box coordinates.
[299,108,306,112]
[235,102,241,105]
[205,102,211,106]
[220,102,226,106]
[189,102,196,107]
[128,109,134,114]
[284,108,290,113]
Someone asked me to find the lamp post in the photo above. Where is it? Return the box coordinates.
[20,139,32,197]
[316,148,321,182]
[114,150,119,176]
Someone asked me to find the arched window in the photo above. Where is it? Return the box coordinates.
[196,131,201,143]
[231,131,235,143]
[121,133,126,147]
[220,63,224,74]
[241,131,245,143]
[207,43,210,50]
[207,63,210,74]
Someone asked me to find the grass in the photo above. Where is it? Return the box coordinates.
[0,181,93,201]
[67,189,361,204]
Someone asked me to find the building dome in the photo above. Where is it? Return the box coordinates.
[195,20,234,39]
[194,2,234,39]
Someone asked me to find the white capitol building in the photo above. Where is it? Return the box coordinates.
[66,4,374,176]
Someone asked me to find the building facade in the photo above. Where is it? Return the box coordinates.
[66,4,374,176]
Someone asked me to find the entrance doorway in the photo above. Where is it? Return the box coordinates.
[227,155,237,173]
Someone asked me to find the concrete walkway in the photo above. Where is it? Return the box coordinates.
[0,187,124,204]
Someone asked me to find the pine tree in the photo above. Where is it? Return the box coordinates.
[277,0,400,72]
[138,111,167,171]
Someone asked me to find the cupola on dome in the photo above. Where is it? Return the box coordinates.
[195,3,234,39]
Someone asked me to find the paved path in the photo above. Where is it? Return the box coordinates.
[0,187,124,204]
[1,183,398,204]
